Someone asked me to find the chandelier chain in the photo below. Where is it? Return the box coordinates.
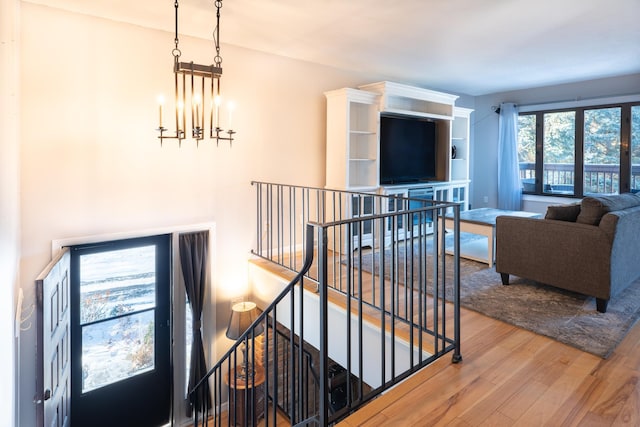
[173,0,181,58]
[213,0,222,68]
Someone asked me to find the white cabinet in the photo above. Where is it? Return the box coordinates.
[325,88,380,190]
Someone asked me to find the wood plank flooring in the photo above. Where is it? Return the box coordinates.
[338,306,640,426]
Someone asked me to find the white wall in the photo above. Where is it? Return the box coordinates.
[17,3,384,425]
[0,0,19,426]
[472,73,640,210]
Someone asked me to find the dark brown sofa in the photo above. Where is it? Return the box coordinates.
[496,193,640,313]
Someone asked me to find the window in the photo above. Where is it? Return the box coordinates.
[583,107,621,194]
[517,101,640,197]
[632,105,640,193]
[543,111,575,195]
[517,114,536,192]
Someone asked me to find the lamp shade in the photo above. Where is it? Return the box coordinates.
[225,301,264,340]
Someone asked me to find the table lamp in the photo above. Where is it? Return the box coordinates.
[225,301,264,379]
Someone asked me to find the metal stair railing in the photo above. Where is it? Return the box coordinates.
[189,224,318,426]
[189,182,463,426]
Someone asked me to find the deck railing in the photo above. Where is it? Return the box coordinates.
[519,162,640,194]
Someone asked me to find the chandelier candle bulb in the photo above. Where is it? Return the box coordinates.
[191,102,195,134]
[215,96,221,128]
[209,99,214,132]
[157,95,164,128]
[193,93,201,130]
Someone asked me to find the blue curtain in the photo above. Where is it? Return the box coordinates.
[498,102,522,210]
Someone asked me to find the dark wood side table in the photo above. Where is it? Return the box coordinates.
[225,365,266,426]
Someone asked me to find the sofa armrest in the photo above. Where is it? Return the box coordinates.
[602,207,640,296]
[495,216,612,299]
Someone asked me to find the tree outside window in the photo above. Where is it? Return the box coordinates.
[543,111,575,195]
[583,107,621,195]
[632,106,640,193]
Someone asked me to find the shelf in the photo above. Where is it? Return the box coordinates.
[350,130,376,135]
[382,108,453,121]
[451,160,468,181]
[350,158,376,162]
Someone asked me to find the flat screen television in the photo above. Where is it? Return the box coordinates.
[379,114,438,185]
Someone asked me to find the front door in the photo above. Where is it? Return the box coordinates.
[70,234,172,427]
[36,248,71,427]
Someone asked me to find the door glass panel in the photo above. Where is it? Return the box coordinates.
[543,111,575,195]
[82,310,155,392]
[517,114,536,192]
[386,197,405,232]
[408,188,433,225]
[351,195,373,236]
[80,246,156,324]
[632,106,640,193]
[584,107,621,195]
[78,245,157,393]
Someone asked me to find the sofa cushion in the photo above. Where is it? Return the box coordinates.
[545,203,581,222]
[576,193,640,225]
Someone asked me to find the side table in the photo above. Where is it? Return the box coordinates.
[225,365,266,426]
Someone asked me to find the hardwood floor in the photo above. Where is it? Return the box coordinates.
[339,306,640,426]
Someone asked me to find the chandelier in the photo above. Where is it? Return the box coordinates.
[157,0,235,145]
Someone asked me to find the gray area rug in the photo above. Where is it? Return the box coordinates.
[462,268,640,358]
[353,233,640,358]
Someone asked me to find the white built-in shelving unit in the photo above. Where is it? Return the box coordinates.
[325,82,473,242]
[325,88,380,190]
[451,107,473,182]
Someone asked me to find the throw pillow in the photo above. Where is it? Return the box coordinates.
[576,193,640,225]
[545,203,581,222]
[577,197,610,225]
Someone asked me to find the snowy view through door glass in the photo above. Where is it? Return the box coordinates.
[80,245,156,393]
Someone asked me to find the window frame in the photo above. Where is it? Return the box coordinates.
[518,101,640,198]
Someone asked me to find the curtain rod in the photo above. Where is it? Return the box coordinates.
[497,93,640,114]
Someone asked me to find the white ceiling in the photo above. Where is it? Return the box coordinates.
[28,0,640,96]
